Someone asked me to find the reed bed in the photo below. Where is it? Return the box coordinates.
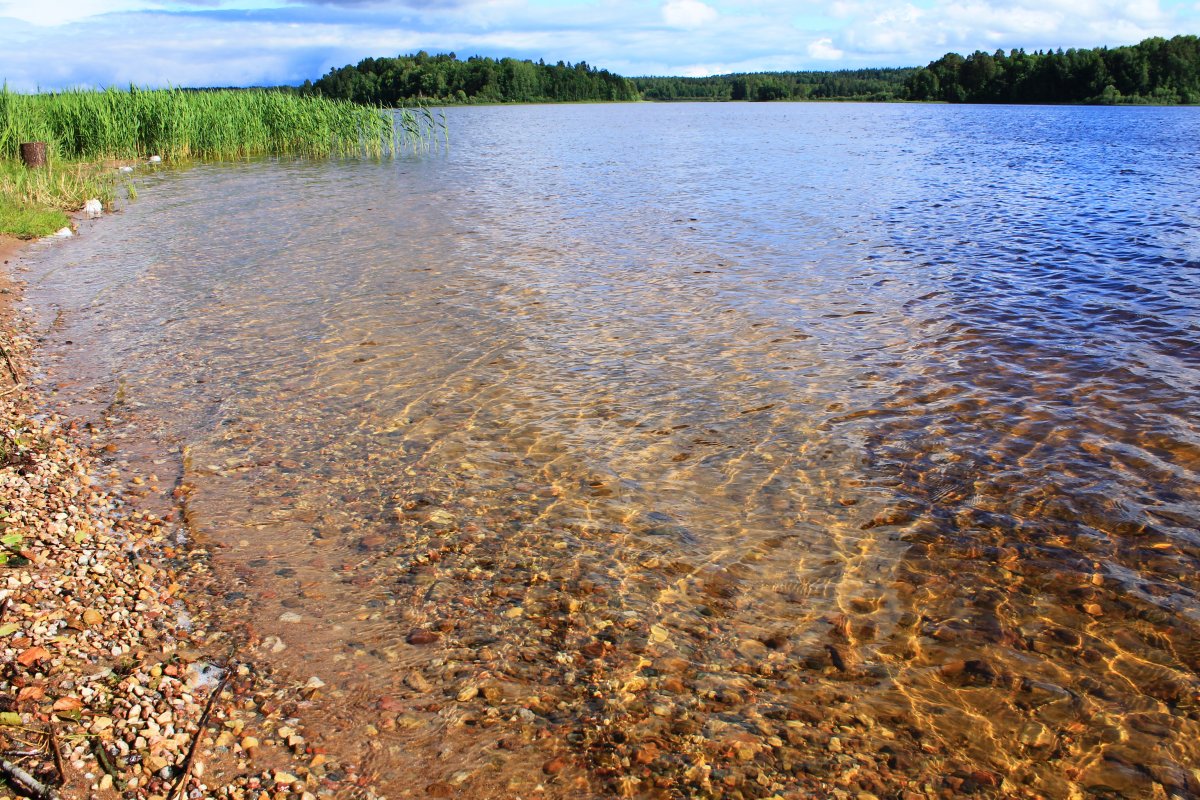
[0,86,444,162]
[0,86,445,237]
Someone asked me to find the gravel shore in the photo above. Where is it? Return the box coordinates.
[0,234,375,800]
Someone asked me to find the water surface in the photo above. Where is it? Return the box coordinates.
[25,103,1200,798]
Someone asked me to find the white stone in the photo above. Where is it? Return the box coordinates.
[84,198,102,218]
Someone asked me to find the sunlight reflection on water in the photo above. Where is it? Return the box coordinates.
[25,102,1200,798]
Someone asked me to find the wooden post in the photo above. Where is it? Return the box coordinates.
[19,142,47,168]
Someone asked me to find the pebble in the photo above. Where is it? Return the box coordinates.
[407,629,439,645]
[405,671,433,693]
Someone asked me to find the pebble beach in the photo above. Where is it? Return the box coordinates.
[0,234,375,800]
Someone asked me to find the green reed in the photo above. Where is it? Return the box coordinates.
[0,86,443,162]
[0,86,445,237]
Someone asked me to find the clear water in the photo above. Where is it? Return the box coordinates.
[24,103,1200,798]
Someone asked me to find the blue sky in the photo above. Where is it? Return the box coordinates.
[1,0,1196,90]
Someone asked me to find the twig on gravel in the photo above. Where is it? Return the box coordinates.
[46,724,66,787]
[0,756,61,800]
[0,341,21,386]
[170,670,230,800]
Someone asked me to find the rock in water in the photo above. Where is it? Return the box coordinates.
[84,198,102,219]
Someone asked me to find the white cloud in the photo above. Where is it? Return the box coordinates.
[806,37,844,59]
[836,0,1179,60]
[0,0,151,25]
[661,0,717,29]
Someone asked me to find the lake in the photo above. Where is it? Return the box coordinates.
[24,102,1200,798]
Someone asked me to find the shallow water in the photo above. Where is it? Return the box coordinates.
[24,103,1200,798]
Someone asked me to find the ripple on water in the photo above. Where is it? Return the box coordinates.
[23,103,1200,798]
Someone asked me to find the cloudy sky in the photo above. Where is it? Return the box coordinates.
[1,0,1196,90]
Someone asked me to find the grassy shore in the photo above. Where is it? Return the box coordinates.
[0,86,440,238]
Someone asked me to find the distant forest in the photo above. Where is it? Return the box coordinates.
[634,69,912,101]
[305,52,639,105]
[906,35,1200,104]
[302,35,1200,105]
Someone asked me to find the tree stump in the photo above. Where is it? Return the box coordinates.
[19,142,47,168]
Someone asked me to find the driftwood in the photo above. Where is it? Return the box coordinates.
[0,756,61,800]
[169,671,230,800]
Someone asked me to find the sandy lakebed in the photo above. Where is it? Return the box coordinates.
[0,230,388,800]
[0,218,974,800]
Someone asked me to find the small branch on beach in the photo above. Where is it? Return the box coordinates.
[169,670,230,800]
[0,382,24,399]
[0,342,21,386]
[47,723,67,787]
[0,756,61,800]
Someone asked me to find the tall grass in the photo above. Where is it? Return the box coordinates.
[0,86,444,162]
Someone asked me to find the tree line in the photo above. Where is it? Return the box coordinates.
[301,36,1200,105]
[906,35,1200,104]
[634,69,914,102]
[303,51,639,105]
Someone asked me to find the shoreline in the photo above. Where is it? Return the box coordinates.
[0,232,377,799]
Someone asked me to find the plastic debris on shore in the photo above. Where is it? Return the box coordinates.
[119,165,134,173]
[148,155,162,163]
[84,198,103,219]
[51,227,73,238]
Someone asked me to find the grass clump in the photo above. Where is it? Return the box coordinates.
[0,197,69,239]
